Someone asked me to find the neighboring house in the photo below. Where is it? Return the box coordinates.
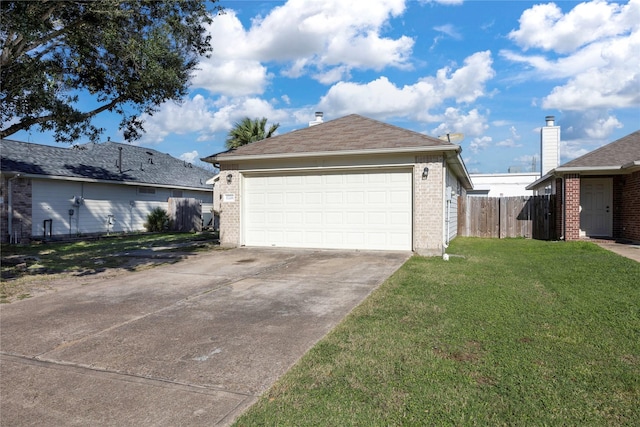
[527,130,640,242]
[468,116,560,197]
[1,139,214,243]
[468,172,540,197]
[202,114,473,256]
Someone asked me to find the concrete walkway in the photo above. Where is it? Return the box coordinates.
[0,247,411,426]
[595,241,640,262]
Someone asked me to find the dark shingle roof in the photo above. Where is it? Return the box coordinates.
[560,130,640,169]
[207,114,456,160]
[1,139,212,189]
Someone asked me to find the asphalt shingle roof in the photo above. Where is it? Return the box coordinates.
[207,114,457,160]
[560,130,640,169]
[1,139,212,189]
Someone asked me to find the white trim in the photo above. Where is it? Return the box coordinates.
[240,163,415,175]
[216,145,460,162]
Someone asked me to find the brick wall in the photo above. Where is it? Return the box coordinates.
[564,174,581,241]
[620,171,640,241]
[413,155,445,256]
[218,165,240,247]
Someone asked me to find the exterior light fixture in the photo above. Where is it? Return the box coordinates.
[422,167,429,180]
[226,173,233,184]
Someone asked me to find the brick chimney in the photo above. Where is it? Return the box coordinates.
[540,115,560,175]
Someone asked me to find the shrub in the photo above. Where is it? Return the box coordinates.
[144,207,172,232]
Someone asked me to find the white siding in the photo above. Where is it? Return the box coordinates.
[31,179,212,237]
[445,168,459,244]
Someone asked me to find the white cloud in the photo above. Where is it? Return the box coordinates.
[137,95,215,144]
[431,108,489,138]
[318,51,495,121]
[433,24,462,40]
[194,0,414,93]
[503,1,640,111]
[192,59,270,97]
[508,0,639,53]
[179,150,199,163]
[135,94,290,144]
[542,30,640,109]
[468,136,492,154]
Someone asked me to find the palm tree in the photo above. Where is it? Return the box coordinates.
[225,117,279,149]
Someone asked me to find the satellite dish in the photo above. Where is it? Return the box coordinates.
[438,133,464,144]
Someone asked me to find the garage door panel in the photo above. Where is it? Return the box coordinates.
[286,192,303,204]
[286,212,303,224]
[305,212,322,225]
[244,169,412,250]
[326,212,343,225]
[368,212,386,224]
[326,192,343,204]
[347,191,365,203]
[305,192,322,204]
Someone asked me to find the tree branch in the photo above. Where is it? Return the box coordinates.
[0,96,124,139]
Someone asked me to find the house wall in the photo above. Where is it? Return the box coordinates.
[414,155,445,256]
[218,152,455,255]
[219,165,240,247]
[620,171,640,241]
[469,173,540,197]
[10,178,212,240]
[445,166,459,245]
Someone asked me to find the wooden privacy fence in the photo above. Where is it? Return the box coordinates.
[168,197,202,232]
[459,195,555,240]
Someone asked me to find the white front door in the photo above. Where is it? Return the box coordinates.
[243,169,413,251]
[580,178,613,237]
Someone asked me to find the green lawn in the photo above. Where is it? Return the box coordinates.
[235,238,640,426]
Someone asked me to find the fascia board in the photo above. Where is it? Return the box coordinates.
[526,172,555,190]
[8,173,211,191]
[555,166,622,173]
[213,145,460,162]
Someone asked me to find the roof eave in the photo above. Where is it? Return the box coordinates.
[1,172,211,190]
[526,171,555,190]
[211,145,460,162]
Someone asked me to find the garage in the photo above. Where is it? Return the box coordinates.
[243,168,412,250]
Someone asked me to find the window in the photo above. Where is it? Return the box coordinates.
[138,187,156,195]
[172,190,183,197]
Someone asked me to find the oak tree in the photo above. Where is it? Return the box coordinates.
[1,0,220,143]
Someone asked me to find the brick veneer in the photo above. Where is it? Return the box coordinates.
[413,155,445,256]
[620,171,640,241]
[564,174,581,241]
[218,165,240,247]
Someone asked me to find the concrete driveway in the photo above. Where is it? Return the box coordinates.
[0,247,410,426]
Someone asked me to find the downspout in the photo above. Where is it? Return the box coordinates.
[7,174,21,243]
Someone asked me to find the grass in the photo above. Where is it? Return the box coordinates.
[0,232,219,302]
[235,238,640,426]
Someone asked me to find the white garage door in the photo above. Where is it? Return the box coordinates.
[243,169,412,251]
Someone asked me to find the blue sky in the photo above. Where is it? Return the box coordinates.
[11,0,640,173]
